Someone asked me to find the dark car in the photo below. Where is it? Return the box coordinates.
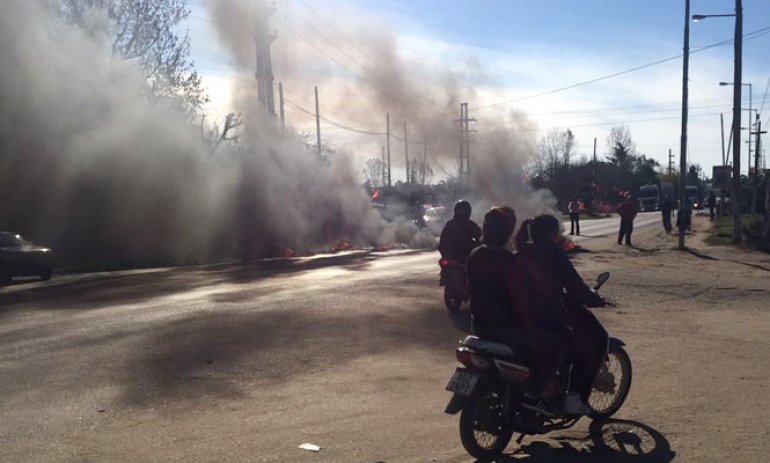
[0,232,54,284]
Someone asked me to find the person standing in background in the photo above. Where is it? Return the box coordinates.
[660,195,674,234]
[568,196,581,235]
[706,191,717,221]
[617,196,638,246]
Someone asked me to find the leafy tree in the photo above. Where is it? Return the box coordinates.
[606,125,636,170]
[58,0,207,113]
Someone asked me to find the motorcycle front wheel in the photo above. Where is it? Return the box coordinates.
[459,388,513,459]
[444,286,463,312]
[588,344,632,420]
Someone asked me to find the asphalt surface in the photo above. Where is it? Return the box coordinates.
[3,212,748,462]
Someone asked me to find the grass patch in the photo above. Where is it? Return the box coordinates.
[708,213,765,245]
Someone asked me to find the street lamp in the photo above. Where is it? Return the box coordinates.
[691,2,742,244]
[692,13,736,21]
[719,81,752,175]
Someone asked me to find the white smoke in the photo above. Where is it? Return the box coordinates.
[0,0,556,270]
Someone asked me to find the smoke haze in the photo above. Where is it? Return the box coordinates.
[0,0,555,271]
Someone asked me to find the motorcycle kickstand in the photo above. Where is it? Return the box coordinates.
[515,433,526,444]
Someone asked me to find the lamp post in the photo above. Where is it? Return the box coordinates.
[719,81,752,175]
[678,0,691,250]
[692,1,742,244]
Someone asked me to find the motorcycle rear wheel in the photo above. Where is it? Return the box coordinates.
[444,286,463,312]
[588,344,632,420]
[459,388,514,459]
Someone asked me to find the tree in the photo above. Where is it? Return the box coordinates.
[409,158,434,185]
[632,155,661,186]
[533,128,575,182]
[364,158,384,188]
[58,0,207,113]
[606,126,636,170]
[201,113,243,158]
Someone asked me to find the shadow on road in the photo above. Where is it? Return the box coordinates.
[0,250,428,313]
[484,419,674,463]
[681,247,718,261]
[116,288,460,406]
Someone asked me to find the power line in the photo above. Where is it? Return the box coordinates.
[294,0,389,73]
[759,75,770,117]
[280,11,445,115]
[475,25,770,111]
[506,111,718,134]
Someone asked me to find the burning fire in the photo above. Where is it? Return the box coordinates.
[561,236,579,252]
[330,240,353,252]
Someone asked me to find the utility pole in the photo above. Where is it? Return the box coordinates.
[593,138,597,163]
[314,86,321,157]
[255,1,276,115]
[386,113,391,187]
[381,145,386,188]
[732,0,743,244]
[668,149,675,175]
[404,121,410,184]
[753,117,765,179]
[678,0,691,250]
[457,103,476,182]
[278,82,285,134]
[422,136,428,185]
[721,113,726,165]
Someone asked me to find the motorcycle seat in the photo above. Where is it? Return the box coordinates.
[461,335,514,358]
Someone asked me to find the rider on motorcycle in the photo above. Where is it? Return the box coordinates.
[438,200,481,265]
[514,214,606,414]
[466,206,569,406]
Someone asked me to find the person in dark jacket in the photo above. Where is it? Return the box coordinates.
[567,196,581,235]
[706,191,717,220]
[467,206,569,407]
[616,196,638,245]
[514,214,606,413]
[438,200,481,264]
[660,195,674,234]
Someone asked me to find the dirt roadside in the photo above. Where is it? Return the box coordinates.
[541,211,770,462]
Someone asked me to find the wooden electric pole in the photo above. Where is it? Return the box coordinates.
[278,82,285,134]
[457,103,475,182]
[404,121,410,184]
[314,86,321,157]
[386,113,391,187]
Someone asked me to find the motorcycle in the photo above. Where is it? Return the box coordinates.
[439,257,467,312]
[443,272,632,459]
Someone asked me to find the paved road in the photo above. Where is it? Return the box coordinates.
[564,211,662,244]
[4,211,758,462]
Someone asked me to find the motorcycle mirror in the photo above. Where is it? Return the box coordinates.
[595,272,610,289]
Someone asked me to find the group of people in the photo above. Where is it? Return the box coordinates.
[566,195,639,245]
[439,201,606,415]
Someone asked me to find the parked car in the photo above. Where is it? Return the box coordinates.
[0,232,54,284]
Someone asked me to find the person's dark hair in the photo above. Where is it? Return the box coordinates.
[514,214,560,249]
[481,205,517,247]
[454,199,472,218]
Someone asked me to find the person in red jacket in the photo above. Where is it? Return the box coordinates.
[616,196,638,246]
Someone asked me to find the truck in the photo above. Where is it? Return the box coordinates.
[637,184,660,211]
[637,181,675,212]
[660,181,675,207]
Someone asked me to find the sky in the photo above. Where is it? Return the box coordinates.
[184,0,770,179]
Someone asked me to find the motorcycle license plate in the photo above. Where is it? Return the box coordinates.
[445,368,479,397]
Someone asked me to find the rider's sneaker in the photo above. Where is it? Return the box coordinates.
[563,392,591,415]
